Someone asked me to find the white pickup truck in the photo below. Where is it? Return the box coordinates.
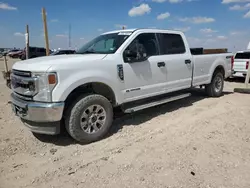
[10,29,233,143]
[232,50,250,77]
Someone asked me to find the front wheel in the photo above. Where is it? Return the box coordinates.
[205,71,224,97]
[65,94,113,143]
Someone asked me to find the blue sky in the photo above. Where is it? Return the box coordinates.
[0,0,250,51]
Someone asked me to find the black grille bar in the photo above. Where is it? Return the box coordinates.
[12,69,31,77]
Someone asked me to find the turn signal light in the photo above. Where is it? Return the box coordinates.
[48,74,57,85]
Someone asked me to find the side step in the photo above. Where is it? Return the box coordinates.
[123,93,191,113]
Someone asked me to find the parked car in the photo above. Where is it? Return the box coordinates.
[232,50,250,77]
[50,49,76,55]
[8,50,24,58]
[10,28,233,143]
[20,46,47,60]
[7,49,22,57]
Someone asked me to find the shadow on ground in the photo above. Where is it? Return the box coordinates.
[226,77,246,83]
[33,89,233,146]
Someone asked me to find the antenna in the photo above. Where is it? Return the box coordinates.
[68,23,71,49]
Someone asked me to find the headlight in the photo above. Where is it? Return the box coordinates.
[32,72,58,102]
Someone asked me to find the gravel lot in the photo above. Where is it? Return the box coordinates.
[1,58,250,188]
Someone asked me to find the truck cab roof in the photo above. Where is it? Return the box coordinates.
[102,28,184,35]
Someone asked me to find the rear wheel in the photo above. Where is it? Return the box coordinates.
[65,94,113,143]
[205,71,224,97]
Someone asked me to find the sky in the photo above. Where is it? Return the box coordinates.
[0,0,250,51]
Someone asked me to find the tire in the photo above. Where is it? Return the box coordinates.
[65,94,113,143]
[205,71,224,97]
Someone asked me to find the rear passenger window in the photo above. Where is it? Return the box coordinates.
[158,33,186,55]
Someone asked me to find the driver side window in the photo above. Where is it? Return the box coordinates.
[124,33,159,63]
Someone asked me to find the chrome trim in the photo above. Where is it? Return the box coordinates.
[11,93,64,122]
[13,92,33,101]
[12,69,31,77]
[11,74,38,96]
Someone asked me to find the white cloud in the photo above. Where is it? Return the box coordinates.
[56,34,67,37]
[157,12,170,20]
[179,16,215,24]
[229,3,250,10]
[50,19,59,22]
[244,10,250,17]
[230,31,244,35]
[115,24,128,29]
[200,28,218,33]
[97,28,103,32]
[173,27,191,32]
[217,35,228,40]
[152,0,194,2]
[0,3,17,10]
[152,0,167,2]
[222,0,250,4]
[14,32,24,37]
[80,37,85,40]
[169,0,183,2]
[128,3,151,17]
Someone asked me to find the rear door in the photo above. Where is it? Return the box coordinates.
[233,52,250,74]
[157,33,193,92]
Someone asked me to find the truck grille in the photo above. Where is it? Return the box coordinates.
[11,69,38,98]
[12,69,31,77]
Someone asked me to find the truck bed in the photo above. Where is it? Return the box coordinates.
[190,48,228,55]
[192,53,232,86]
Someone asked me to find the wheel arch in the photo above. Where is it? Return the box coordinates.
[64,82,117,112]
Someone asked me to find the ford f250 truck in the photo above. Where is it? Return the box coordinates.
[10,29,233,143]
[232,50,250,77]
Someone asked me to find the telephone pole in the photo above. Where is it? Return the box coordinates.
[68,24,71,49]
[42,7,50,56]
[25,25,29,59]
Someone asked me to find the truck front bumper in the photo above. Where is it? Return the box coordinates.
[11,93,65,135]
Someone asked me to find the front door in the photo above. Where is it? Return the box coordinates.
[121,32,168,103]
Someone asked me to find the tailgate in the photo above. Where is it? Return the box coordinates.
[233,59,248,72]
[233,52,250,73]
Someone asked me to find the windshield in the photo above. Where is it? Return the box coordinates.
[76,32,132,54]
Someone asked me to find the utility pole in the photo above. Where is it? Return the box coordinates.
[42,7,50,56]
[68,24,71,49]
[25,25,29,59]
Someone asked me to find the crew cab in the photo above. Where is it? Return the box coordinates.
[232,50,250,77]
[10,29,233,143]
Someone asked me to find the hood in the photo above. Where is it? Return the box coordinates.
[12,54,107,72]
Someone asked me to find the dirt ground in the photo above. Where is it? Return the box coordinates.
[1,58,250,188]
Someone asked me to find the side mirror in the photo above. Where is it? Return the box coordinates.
[124,49,137,58]
[124,49,148,63]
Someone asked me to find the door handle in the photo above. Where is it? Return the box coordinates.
[157,62,165,67]
[185,59,191,64]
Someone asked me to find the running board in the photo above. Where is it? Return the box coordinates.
[123,93,191,113]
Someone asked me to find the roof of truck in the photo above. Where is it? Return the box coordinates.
[102,28,184,35]
[235,50,250,53]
